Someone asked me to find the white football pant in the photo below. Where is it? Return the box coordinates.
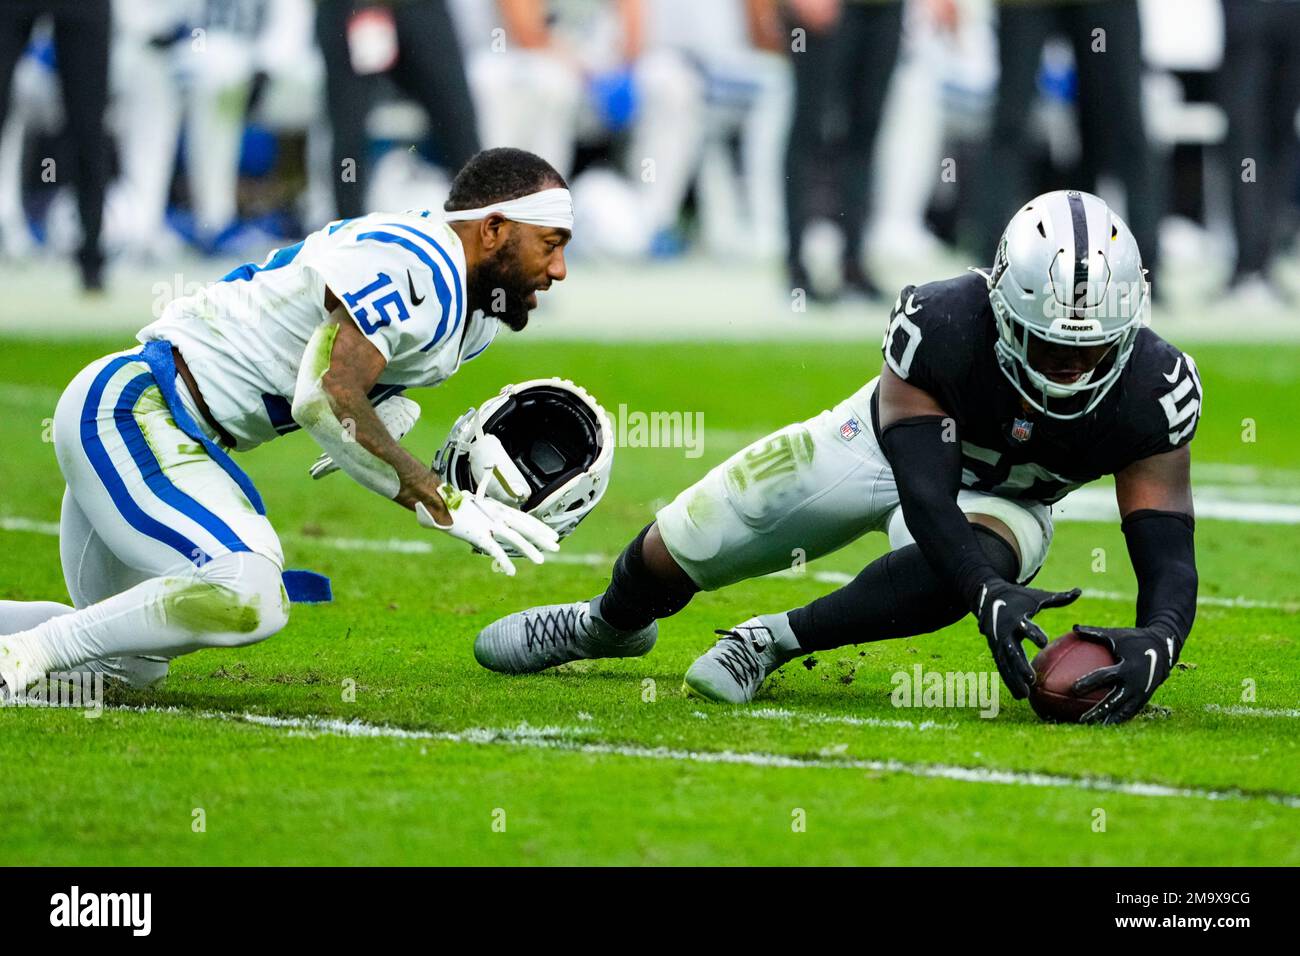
[655,377,1053,592]
[0,349,287,692]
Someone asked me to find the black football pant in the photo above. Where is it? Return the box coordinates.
[317,0,480,219]
[599,523,1019,655]
[783,1,904,276]
[1218,0,1300,282]
[0,0,110,286]
[973,0,1162,285]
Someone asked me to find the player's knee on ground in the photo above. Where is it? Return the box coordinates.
[161,552,289,648]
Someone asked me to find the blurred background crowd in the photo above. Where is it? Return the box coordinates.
[0,0,1296,312]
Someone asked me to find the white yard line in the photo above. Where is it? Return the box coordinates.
[1194,464,1300,487]
[741,707,957,732]
[98,704,1300,809]
[1081,589,1300,613]
[1056,487,1300,524]
[0,383,60,406]
[1204,704,1300,719]
[4,513,1297,613]
[0,516,59,536]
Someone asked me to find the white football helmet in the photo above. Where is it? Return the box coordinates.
[434,379,614,547]
[985,190,1149,420]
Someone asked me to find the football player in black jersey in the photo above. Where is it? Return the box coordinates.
[476,190,1202,725]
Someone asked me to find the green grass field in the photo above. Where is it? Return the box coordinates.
[1,333,1297,866]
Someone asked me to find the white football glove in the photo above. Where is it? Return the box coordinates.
[309,396,421,479]
[415,480,559,576]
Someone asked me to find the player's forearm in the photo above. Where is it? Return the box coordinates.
[291,323,447,518]
[321,382,446,513]
[1123,509,1198,651]
[880,416,1003,607]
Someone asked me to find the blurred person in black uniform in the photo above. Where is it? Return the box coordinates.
[317,0,481,219]
[1218,0,1300,305]
[974,0,1161,293]
[0,0,110,291]
[782,0,905,303]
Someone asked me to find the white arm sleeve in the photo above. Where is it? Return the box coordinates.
[291,322,402,499]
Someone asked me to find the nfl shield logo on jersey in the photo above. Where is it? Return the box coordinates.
[840,417,862,441]
[1010,417,1034,443]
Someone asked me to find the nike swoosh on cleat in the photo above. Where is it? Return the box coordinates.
[407,271,426,306]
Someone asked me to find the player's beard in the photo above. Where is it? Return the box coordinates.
[468,233,537,332]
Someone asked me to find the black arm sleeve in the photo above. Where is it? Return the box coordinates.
[1122,509,1198,652]
[879,415,1006,608]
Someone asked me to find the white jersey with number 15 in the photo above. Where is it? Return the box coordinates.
[139,211,496,450]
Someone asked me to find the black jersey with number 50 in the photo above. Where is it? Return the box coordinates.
[872,271,1202,505]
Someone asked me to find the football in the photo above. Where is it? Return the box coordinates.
[1029,631,1117,723]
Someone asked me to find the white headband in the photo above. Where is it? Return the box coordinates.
[443,187,573,231]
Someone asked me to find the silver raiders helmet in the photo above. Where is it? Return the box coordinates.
[986,189,1150,420]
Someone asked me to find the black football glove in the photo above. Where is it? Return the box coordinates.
[974,580,1082,699]
[1072,624,1178,724]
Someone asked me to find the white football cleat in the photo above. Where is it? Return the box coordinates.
[475,598,657,674]
[683,616,798,703]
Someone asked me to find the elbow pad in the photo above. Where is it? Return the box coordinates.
[292,323,402,499]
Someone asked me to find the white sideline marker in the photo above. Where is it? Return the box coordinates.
[1204,704,1300,719]
[2,514,1297,613]
[103,705,1300,809]
[742,707,957,732]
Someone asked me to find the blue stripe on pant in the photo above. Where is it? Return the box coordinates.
[80,356,251,568]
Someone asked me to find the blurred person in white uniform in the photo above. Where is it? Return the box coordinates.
[110,0,329,257]
[453,0,720,248]
[641,0,793,260]
[0,23,61,259]
[178,0,327,245]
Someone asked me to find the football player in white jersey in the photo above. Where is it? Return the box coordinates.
[0,148,571,696]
